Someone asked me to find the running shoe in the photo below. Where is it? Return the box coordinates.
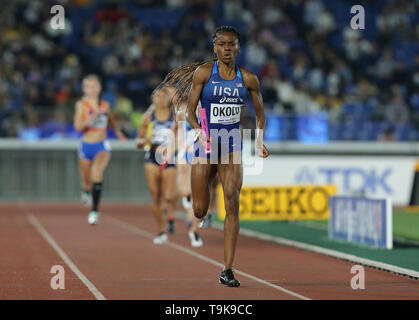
[199,213,213,228]
[188,231,203,247]
[81,191,92,207]
[167,219,175,234]
[219,269,240,287]
[182,196,192,210]
[153,232,168,245]
[88,211,99,225]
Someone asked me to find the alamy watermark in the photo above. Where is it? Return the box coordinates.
[50,5,65,30]
[50,265,65,290]
[350,5,365,30]
[152,122,266,175]
[350,265,365,290]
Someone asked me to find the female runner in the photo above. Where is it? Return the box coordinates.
[73,74,125,225]
[159,26,269,286]
[137,88,177,244]
[176,99,203,247]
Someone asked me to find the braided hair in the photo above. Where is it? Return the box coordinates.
[158,26,240,111]
[212,25,240,44]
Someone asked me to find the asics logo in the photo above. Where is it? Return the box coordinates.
[220,96,242,103]
[213,85,243,103]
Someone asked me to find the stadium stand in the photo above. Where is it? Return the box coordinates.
[0,0,417,141]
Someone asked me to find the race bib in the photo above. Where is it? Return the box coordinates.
[210,104,242,125]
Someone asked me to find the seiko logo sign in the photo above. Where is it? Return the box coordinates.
[217,185,337,220]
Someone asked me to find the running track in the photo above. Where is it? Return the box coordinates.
[1,203,418,300]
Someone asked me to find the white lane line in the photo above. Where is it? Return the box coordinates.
[26,213,106,300]
[105,215,311,300]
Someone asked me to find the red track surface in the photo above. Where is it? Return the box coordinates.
[1,203,418,300]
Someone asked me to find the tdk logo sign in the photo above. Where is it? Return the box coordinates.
[295,167,393,195]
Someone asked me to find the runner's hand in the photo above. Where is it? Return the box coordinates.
[194,129,210,148]
[256,142,269,158]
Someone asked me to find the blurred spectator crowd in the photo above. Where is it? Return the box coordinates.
[0,0,418,141]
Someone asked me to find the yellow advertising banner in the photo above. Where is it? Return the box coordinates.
[217,185,337,220]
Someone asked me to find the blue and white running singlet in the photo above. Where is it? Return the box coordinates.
[195,61,246,158]
[145,110,175,168]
